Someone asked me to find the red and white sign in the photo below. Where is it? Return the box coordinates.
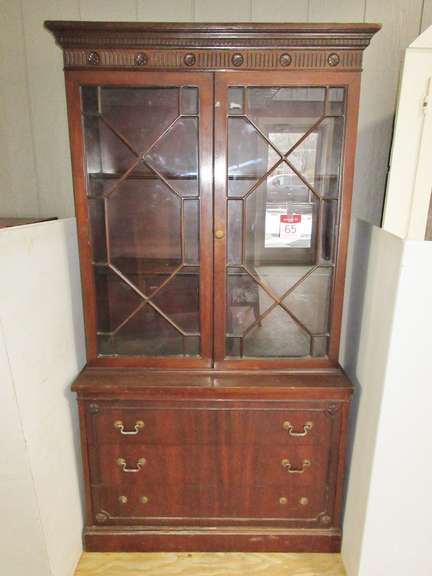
[280,213,302,242]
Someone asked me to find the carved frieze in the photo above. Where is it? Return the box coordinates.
[63,48,363,70]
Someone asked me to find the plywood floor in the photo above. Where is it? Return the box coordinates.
[75,552,346,576]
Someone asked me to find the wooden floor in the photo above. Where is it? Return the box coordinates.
[75,552,346,575]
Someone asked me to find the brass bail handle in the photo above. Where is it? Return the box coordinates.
[116,457,146,473]
[282,420,313,437]
[281,458,311,474]
[114,420,144,435]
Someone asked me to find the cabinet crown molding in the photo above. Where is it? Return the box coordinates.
[45,21,380,71]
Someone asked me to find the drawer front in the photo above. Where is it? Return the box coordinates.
[88,405,330,447]
[92,483,326,524]
[89,444,328,488]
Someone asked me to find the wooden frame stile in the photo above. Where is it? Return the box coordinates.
[65,70,214,369]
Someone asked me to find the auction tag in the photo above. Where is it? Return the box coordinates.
[280,212,312,247]
[280,214,302,243]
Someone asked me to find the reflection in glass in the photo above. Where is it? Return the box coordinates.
[98,305,183,356]
[244,306,310,357]
[81,84,201,357]
[100,87,179,155]
[228,87,244,115]
[226,85,345,359]
[288,117,344,199]
[94,268,142,334]
[144,117,199,197]
[245,180,319,272]
[247,87,326,151]
[184,200,200,265]
[328,87,345,115]
[228,117,269,197]
[227,200,242,265]
[181,87,198,115]
[283,267,332,334]
[88,198,106,263]
[227,271,273,336]
[312,335,328,357]
[108,173,182,283]
[152,271,200,334]
[226,337,241,357]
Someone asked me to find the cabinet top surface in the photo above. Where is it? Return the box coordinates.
[72,368,354,399]
[45,21,380,49]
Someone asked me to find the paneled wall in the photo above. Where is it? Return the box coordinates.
[1,0,431,223]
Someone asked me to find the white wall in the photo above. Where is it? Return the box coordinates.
[1,0,432,224]
[0,219,86,576]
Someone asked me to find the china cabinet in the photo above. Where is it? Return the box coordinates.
[46,21,379,552]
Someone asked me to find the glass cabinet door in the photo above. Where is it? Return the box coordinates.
[73,72,213,365]
[215,74,350,365]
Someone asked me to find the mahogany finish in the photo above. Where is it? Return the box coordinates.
[47,21,379,552]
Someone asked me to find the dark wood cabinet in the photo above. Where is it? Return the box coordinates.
[47,21,379,552]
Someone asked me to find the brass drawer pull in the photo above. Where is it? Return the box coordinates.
[281,458,311,473]
[114,420,144,435]
[140,496,150,504]
[116,457,146,473]
[282,420,313,437]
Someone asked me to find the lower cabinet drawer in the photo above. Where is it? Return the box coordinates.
[88,404,330,447]
[92,483,326,524]
[89,444,328,488]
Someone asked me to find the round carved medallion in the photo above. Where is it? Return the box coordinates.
[327,53,340,67]
[135,52,148,66]
[184,53,196,66]
[87,51,100,65]
[279,53,292,67]
[232,53,244,67]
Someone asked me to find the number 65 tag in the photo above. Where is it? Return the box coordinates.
[280,214,302,243]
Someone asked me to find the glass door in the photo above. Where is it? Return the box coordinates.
[214,71,358,368]
[67,71,213,367]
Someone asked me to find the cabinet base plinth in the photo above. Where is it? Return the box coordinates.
[84,526,341,552]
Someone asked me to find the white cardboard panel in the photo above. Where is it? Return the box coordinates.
[341,225,404,576]
[0,322,52,576]
[0,220,85,576]
[355,240,432,576]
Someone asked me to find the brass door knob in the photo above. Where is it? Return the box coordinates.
[215,229,225,240]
